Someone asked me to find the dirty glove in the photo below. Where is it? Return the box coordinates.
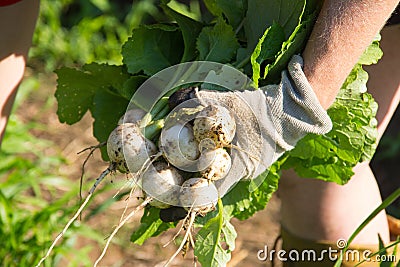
[196,55,332,197]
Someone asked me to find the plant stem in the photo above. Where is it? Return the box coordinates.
[144,119,165,141]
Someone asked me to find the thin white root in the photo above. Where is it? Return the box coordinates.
[77,142,107,155]
[118,151,162,223]
[188,231,196,249]
[163,211,196,267]
[78,142,106,200]
[35,193,93,267]
[112,174,134,198]
[94,197,152,267]
[119,183,138,223]
[162,212,191,248]
[35,165,112,267]
[194,87,208,107]
[89,165,114,194]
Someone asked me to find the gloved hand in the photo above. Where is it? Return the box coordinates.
[194,55,332,197]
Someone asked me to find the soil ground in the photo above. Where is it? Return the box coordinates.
[14,69,399,267]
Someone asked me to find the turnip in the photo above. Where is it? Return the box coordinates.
[198,148,232,181]
[193,104,236,149]
[94,161,185,266]
[37,123,158,267]
[107,123,157,173]
[164,178,219,267]
[38,100,238,267]
[159,123,200,171]
[179,178,218,213]
[118,108,146,125]
[141,161,184,209]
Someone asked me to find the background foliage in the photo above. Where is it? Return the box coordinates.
[2,0,161,266]
[30,0,164,70]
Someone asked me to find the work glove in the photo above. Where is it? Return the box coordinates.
[193,55,332,197]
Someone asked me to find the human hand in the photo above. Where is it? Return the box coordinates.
[191,55,332,196]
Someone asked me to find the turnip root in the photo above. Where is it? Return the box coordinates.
[179,178,218,214]
[141,162,184,209]
[198,148,232,181]
[94,197,153,267]
[118,108,146,125]
[160,123,199,170]
[107,123,157,173]
[193,104,236,149]
[164,178,219,267]
[94,161,185,266]
[37,123,158,267]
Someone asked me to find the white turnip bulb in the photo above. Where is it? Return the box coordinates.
[193,104,236,149]
[107,123,157,173]
[118,108,146,125]
[179,178,218,214]
[141,162,184,209]
[160,123,199,169]
[198,148,231,181]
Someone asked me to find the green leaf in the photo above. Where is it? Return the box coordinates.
[89,90,129,160]
[203,0,247,30]
[55,63,131,125]
[121,75,148,100]
[82,63,132,99]
[55,63,133,160]
[162,4,203,62]
[194,199,237,267]
[263,10,319,83]
[358,39,383,65]
[222,162,281,220]
[244,0,305,52]
[55,67,98,124]
[283,154,354,184]
[130,206,176,245]
[378,235,392,267]
[333,66,378,162]
[244,0,322,83]
[250,23,285,86]
[196,18,239,63]
[122,24,184,75]
[286,62,379,184]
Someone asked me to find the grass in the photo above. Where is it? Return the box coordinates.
[0,77,103,267]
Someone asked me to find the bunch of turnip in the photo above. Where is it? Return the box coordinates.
[36,88,237,267]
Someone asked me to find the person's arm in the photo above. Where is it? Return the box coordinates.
[0,0,40,144]
[279,0,400,245]
[303,0,400,109]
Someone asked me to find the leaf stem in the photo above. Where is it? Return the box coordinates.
[153,104,171,121]
[144,119,165,141]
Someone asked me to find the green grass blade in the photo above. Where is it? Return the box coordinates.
[335,187,400,266]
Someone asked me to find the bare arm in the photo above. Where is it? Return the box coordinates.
[303,0,399,109]
[279,0,399,245]
[0,0,40,144]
